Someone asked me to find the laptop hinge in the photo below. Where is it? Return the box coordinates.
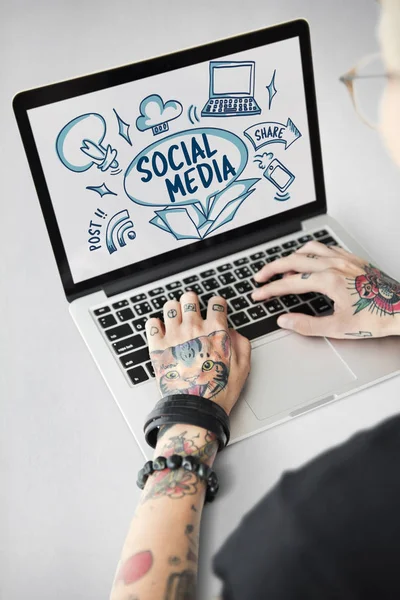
[103,218,302,298]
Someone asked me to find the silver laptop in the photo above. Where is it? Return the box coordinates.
[14,20,400,458]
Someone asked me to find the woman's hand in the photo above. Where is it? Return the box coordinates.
[252,241,400,339]
[145,292,251,416]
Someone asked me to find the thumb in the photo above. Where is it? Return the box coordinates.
[277,313,337,337]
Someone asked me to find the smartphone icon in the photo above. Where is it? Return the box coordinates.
[263,158,295,192]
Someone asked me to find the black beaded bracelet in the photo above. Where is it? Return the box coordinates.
[136,454,219,503]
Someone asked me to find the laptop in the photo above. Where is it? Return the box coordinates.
[201,60,261,117]
[13,19,400,458]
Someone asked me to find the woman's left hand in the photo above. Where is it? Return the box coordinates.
[145,292,251,416]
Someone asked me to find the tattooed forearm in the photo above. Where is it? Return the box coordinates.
[185,524,198,563]
[347,264,400,316]
[150,331,231,399]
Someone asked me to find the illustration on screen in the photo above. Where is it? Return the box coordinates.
[106,209,136,254]
[86,183,117,197]
[136,94,183,136]
[201,61,261,118]
[266,69,277,109]
[56,113,122,175]
[113,109,132,146]
[244,118,301,151]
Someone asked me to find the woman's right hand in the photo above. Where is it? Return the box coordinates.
[252,241,400,339]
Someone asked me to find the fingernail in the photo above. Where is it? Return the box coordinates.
[277,315,293,329]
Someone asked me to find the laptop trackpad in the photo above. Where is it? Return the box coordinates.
[245,334,356,420]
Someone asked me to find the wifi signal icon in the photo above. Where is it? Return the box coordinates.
[188,105,200,125]
[106,209,136,254]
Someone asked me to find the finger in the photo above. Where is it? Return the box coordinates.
[207,296,228,326]
[254,253,331,284]
[295,240,340,258]
[145,317,165,350]
[252,272,327,301]
[277,313,337,337]
[163,300,182,330]
[180,292,202,323]
[283,270,297,278]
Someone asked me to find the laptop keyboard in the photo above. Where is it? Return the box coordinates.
[92,230,337,386]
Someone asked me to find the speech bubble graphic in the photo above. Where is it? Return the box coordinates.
[124,127,248,214]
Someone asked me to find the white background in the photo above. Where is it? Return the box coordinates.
[28,37,314,282]
[1,1,400,599]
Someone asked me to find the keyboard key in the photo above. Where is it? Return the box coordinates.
[235,266,252,279]
[150,311,164,321]
[93,306,110,316]
[217,263,232,272]
[116,308,134,322]
[130,293,147,303]
[185,283,203,295]
[282,240,298,249]
[266,255,280,263]
[127,365,149,385]
[266,246,281,255]
[281,294,301,308]
[219,272,236,285]
[299,292,317,301]
[311,297,333,314]
[105,323,133,341]
[98,314,117,329]
[112,334,145,355]
[298,234,313,244]
[151,295,168,310]
[120,346,150,369]
[166,281,182,291]
[231,297,249,311]
[168,289,184,301]
[319,236,338,246]
[264,299,284,314]
[290,303,315,316]
[231,311,251,327]
[200,269,216,278]
[219,286,236,300]
[314,229,328,239]
[148,287,164,297]
[250,251,265,261]
[134,301,152,316]
[183,275,199,284]
[200,292,217,306]
[250,260,265,273]
[237,314,281,340]
[248,305,267,320]
[281,250,294,257]
[233,257,249,266]
[112,300,129,309]
[132,317,148,332]
[250,277,263,289]
[145,362,155,378]
[235,280,253,294]
[203,277,219,291]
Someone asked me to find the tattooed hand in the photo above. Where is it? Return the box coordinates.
[146,292,251,415]
[253,241,400,339]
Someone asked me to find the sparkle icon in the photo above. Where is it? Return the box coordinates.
[86,183,117,197]
[113,109,132,146]
[266,69,277,109]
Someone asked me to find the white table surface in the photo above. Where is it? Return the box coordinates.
[2,1,400,598]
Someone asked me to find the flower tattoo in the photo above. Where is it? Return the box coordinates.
[348,264,400,316]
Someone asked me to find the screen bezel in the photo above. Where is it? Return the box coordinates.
[13,19,327,301]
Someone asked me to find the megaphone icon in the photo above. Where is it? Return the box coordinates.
[56,113,121,175]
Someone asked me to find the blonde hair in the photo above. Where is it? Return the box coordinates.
[379,0,400,70]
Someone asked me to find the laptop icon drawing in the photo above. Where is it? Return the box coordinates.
[201,60,262,117]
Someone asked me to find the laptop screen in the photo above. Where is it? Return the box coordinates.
[27,35,316,284]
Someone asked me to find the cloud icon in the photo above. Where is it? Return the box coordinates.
[136,94,183,135]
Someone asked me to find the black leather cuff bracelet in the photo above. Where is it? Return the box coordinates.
[144,394,230,451]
